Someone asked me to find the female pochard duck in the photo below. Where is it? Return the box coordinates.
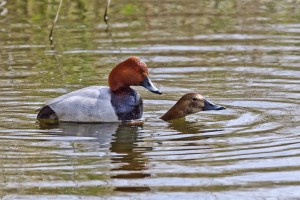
[160,93,225,121]
[37,57,161,123]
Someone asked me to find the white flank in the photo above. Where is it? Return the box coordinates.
[48,86,119,122]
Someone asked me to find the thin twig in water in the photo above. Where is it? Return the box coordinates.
[49,0,64,44]
[104,0,111,31]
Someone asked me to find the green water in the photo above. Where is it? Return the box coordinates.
[1,0,300,199]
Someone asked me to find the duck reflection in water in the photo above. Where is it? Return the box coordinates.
[41,122,151,192]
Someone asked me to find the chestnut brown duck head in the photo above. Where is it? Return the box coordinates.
[160,93,225,121]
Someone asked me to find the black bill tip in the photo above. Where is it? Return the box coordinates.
[153,90,162,95]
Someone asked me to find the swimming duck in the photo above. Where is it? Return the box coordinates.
[37,57,162,123]
[160,93,225,121]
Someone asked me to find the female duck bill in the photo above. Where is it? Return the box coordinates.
[203,99,225,111]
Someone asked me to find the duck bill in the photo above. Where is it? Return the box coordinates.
[140,76,162,95]
[203,99,225,111]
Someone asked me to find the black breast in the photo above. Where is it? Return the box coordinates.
[110,89,143,120]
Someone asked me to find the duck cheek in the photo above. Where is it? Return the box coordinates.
[189,106,202,114]
[192,102,204,111]
[126,74,141,86]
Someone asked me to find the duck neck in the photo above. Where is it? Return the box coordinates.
[109,68,132,96]
[110,86,132,96]
[160,105,186,121]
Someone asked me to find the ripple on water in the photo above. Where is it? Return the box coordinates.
[140,90,300,194]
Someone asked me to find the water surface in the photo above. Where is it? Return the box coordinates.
[1,0,300,199]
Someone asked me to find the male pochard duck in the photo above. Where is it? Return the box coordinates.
[160,93,225,121]
[37,57,161,123]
